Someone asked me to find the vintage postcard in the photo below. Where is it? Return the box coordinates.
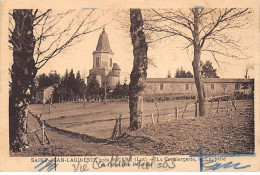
[0,0,260,172]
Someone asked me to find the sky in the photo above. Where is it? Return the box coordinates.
[32,9,258,84]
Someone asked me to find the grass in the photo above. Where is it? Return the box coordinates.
[11,99,254,156]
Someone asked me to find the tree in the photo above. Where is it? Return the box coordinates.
[144,8,251,116]
[244,63,254,79]
[35,70,61,90]
[175,67,193,78]
[112,83,123,98]
[201,60,219,78]
[166,70,172,78]
[9,9,102,151]
[87,78,100,100]
[186,71,193,78]
[122,82,129,98]
[129,9,148,130]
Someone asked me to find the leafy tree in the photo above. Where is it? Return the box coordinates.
[241,83,249,93]
[122,82,129,98]
[166,70,172,78]
[58,69,87,101]
[52,85,61,103]
[87,78,100,100]
[201,60,219,78]
[112,83,123,98]
[175,67,193,78]
[35,70,60,90]
[186,71,193,78]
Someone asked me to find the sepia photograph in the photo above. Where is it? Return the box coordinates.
[1,0,259,172]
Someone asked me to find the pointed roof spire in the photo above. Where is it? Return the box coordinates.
[93,28,113,54]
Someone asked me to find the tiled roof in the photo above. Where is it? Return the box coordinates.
[112,63,121,70]
[146,78,254,83]
[93,28,113,54]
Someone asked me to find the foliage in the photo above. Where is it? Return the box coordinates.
[35,69,87,102]
[166,70,172,78]
[35,70,61,91]
[201,60,219,78]
[174,67,193,78]
[241,83,249,93]
[86,78,100,100]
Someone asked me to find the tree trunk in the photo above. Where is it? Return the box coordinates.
[9,10,37,151]
[129,9,148,130]
[192,9,206,116]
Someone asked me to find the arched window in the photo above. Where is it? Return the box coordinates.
[110,58,112,67]
[96,57,100,67]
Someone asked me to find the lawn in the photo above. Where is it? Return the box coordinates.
[11,99,254,156]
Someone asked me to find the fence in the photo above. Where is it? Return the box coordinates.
[109,94,245,139]
[28,110,50,145]
[110,114,122,140]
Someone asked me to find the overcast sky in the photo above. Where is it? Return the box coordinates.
[33,9,257,83]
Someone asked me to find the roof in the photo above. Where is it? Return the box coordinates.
[112,63,121,70]
[93,28,113,54]
[107,71,119,77]
[146,78,254,83]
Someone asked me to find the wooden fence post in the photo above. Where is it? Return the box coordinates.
[118,114,122,136]
[226,99,229,114]
[141,99,143,128]
[84,97,86,107]
[232,98,237,110]
[110,118,119,140]
[49,98,52,114]
[175,107,178,120]
[182,103,188,119]
[208,100,213,116]
[151,112,155,124]
[42,120,45,145]
[195,102,197,118]
[153,99,160,124]
[216,99,220,113]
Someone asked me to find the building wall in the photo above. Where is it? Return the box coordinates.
[43,86,54,104]
[35,86,54,104]
[107,76,119,88]
[93,52,113,70]
[144,78,254,98]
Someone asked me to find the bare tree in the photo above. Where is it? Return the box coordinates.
[129,9,148,130]
[143,8,251,116]
[9,9,104,151]
[244,63,254,78]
